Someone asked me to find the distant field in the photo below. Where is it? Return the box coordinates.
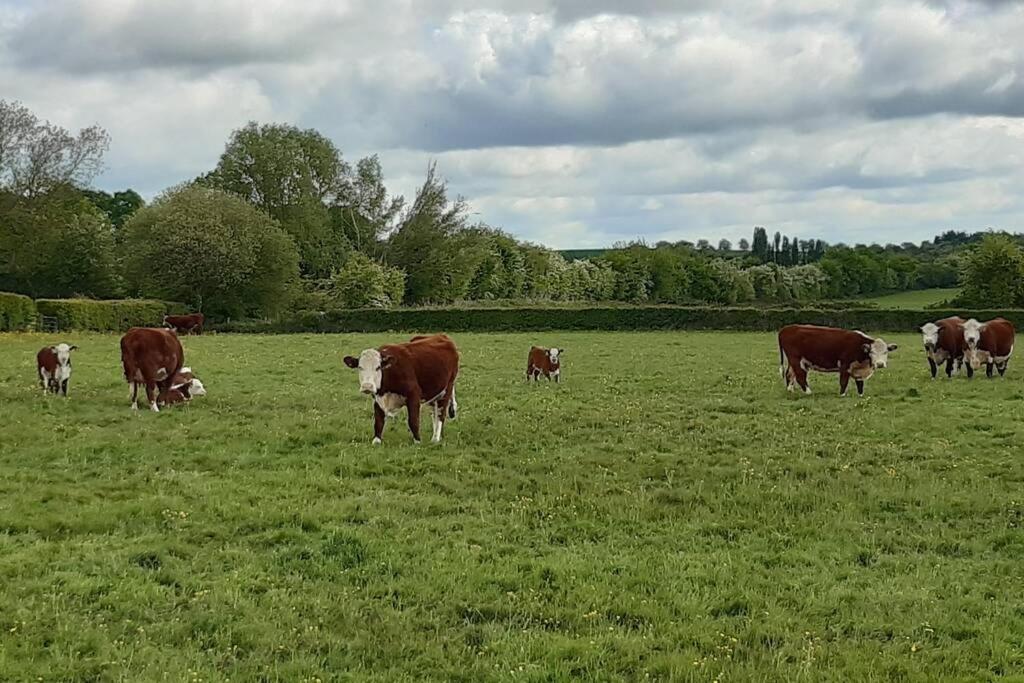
[860,288,960,309]
[1,331,1022,680]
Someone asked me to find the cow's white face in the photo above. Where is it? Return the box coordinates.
[189,377,206,397]
[53,343,76,380]
[962,319,983,349]
[867,338,897,368]
[345,349,385,395]
[920,323,939,350]
[548,348,562,365]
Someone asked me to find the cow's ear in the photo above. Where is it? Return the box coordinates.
[343,356,359,369]
[69,345,78,351]
[558,348,565,354]
[380,354,394,369]
[887,344,898,352]
[862,343,872,355]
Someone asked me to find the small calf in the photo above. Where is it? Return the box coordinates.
[158,367,207,407]
[37,343,77,396]
[527,346,563,382]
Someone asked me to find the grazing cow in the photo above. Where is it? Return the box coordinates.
[36,343,76,396]
[778,324,897,396]
[920,316,966,379]
[158,367,207,407]
[121,327,184,412]
[527,346,563,382]
[343,334,460,445]
[963,318,1015,378]
[163,313,204,335]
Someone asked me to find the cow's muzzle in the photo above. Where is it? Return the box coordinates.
[360,384,376,395]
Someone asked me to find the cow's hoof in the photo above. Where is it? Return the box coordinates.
[372,437,382,445]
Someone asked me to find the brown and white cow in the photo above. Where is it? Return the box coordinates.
[36,343,76,396]
[527,346,563,382]
[920,316,966,379]
[163,313,204,335]
[778,324,897,396]
[157,367,207,407]
[962,317,1015,378]
[121,327,184,412]
[343,334,460,445]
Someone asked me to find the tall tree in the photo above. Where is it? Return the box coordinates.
[751,227,769,261]
[330,154,404,258]
[82,188,144,231]
[718,239,732,252]
[738,238,750,251]
[0,100,109,197]
[773,232,782,263]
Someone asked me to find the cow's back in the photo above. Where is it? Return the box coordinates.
[779,324,865,368]
[37,347,57,373]
[389,334,459,397]
[936,317,966,354]
[983,318,1015,356]
[528,346,549,370]
[121,327,184,382]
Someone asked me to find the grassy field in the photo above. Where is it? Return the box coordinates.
[860,289,960,309]
[1,331,1023,681]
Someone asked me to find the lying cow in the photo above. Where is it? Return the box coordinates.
[920,316,966,379]
[36,343,76,396]
[343,333,460,445]
[527,346,563,382]
[121,327,184,412]
[778,324,897,396]
[963,317,1015,378]
[163,313,204,335]
[157,367,207,407]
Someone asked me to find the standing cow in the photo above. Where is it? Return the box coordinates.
[121,327,184,412]
[36,343,77,396]
[163,313,204,335]
[527,346,563,382]
[920,316,966,379]
[962,318,1015,378]
[778,324,897,396]
[343,334,460,445]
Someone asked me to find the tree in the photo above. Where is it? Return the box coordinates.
[751,227,769,261]
[122,186,299,318]
[957,234,1024,307]
[780,236,791,266]
[0,100,110,197]
[696,239,712,251]
[772,232,782,263]
[718,239,732,252]
[330,155,404,258]
[82,188,143,231]
[738,238,750,251]
[204,122,349,278]
[321,252,405,308]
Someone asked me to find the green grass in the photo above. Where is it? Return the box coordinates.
[1,331,1023,681]
[860,288,960,309]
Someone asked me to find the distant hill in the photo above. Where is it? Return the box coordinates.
[559,249,607,261]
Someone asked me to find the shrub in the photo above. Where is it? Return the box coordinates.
[35,298,181,331]
[0,291,37,331]
[322,253,405,308]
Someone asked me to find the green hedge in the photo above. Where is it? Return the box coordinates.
[35,298,185,332]
[0,292,37,331]
[212,306,1024,334]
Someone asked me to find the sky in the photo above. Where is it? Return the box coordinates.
[2,0,1024,249]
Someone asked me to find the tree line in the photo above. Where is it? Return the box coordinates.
[0,99,1017,318]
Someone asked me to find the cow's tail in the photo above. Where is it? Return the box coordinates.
[447,384,458,419]
[778,339,787,384]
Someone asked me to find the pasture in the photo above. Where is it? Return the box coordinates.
[860,288,960,309]
[1,331,1022,681]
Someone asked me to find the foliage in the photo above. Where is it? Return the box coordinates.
[122,186,300,318]
[81,188,144,231]
[956,234,1024,307]
[0,99,110,197]
[319,253,405,309]
[330,155,405,259]
[0,291,36,330]
[35,298,181,331]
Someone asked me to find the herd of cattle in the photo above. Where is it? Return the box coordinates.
[30,313,1013,443]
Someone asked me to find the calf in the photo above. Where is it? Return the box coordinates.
[963,318,1015,378]
[158,367,207,407]
[343,333,460,445]
[121,327,184,412]
[920,316,966,379]
[527,346,563,382]
[778,324,897,397]
[36,343,76,396]
[163,313,204,335]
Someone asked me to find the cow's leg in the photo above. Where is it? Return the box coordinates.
[145,381,159,412]
[998,361,1008,377]
[945,358,955,378]
[965,361,974,379]
[928,358,937,379]
[447,385,458,420]
[855,379,865,396]
[430,403,443,443]
[38,370,47,393]
[61,379,69,397]
[372,403,385,445]
[790,363,810,394]
[130,382,139,410]
[554,369,560,383]
[986,362,994,378]
[839,368,851,397]
[406,399,421,443]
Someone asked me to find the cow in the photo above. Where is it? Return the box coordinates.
[527,346,563,382]
[920,316,966,379]
[36,343,76,396]
[962,318,1015,378]
[120,327,184,412]
[778,324,897,397]
[158,367,207,407]
[163,313,204,335]
[343,333,460,445]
